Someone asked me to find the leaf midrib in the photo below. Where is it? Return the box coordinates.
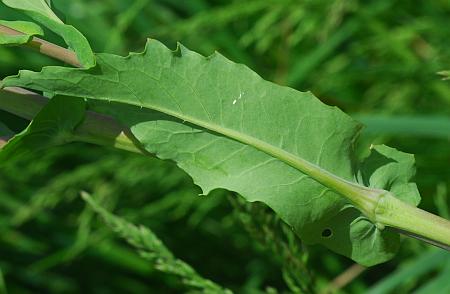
[67,87,379,205]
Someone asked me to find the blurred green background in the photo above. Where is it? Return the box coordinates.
[0,0,450,293]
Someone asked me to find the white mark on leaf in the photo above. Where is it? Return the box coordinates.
[232,91,244,105]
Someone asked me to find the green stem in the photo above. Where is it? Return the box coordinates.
[377,193,450,249]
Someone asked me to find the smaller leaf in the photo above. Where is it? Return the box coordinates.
[0,96,85,164]
[0,0,95,68]
[0,20,43,45]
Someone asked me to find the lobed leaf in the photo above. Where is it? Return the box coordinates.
[0,0,95,68]
[2,40,421,266]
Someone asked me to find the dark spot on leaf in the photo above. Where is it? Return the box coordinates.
[321,228,332,238]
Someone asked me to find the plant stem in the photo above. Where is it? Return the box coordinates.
[322,264,366,294]
[0,24,81,67]
[377,193,450,249]
[0,137,9,148]
[1,23,449,251]
[0,87,142,154]
[0,86,48,120]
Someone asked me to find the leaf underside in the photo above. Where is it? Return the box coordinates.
[0,120,12,133]
[0,96,85,161]
[1,40,421,266]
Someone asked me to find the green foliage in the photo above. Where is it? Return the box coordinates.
[0,0,95,67]
[0,20,43,45]
[229,196,314,293]
[81,192,232,294]
[356,115,450,140]
[0,0,449,293]
[0,145,299,292]
[2,39,422,265]
[0,268,6,294]
[367,249,450,294]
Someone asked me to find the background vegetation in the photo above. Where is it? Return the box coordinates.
[0,0,449,293]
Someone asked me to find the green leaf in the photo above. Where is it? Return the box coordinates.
[0,96,85,162]
[2,40,421,266]
[81,192,232,294]
[0,0,95,68]
[0,20,43,45]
